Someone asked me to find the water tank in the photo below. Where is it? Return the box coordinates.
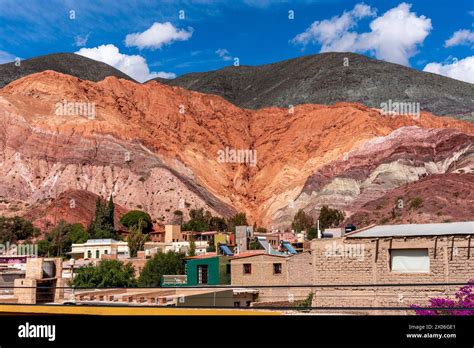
[42,261,56,278]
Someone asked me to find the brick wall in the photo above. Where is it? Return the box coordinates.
[231,255,289,287]
[309,235,474,313]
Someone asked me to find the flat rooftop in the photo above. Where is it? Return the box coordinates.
[347,221,474,238]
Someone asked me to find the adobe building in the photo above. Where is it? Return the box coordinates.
[165,225,184,243]
[310,221,474,314]
[230,251,313,302]
[13,257,65,304]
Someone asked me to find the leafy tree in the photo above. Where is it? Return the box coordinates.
[0,216,40,244]
[48,220,73,257]
[68,223,89,244]
[39,221,89,257]
[72,259,137,288]
[119,210,153,233]
[188,235,196,257]
[249,238,264,250]
[226,212,248,232]
[138,252,185,287]
[209,216,227,232]
[173,210,184,225]
[182,208,209,231]
[37,239,54,257]
[206,235,216,252]
[88,197,116,239]
[318,205,344,231]
[127,224,148,258]
[291,209,314,233]
[307,227,318,240]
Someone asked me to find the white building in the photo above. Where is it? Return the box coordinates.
[70,239,129,260]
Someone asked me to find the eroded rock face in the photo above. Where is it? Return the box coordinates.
[0,71,473,229]
[271,127,474,229]
[345,174,474,226]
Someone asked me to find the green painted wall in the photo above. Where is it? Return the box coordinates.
[185,256,231,286]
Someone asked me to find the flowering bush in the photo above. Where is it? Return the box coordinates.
[411,279,474,315]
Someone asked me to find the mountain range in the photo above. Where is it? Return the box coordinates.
[0,53,473,231]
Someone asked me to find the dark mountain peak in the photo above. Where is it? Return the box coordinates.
[154,52,473,121]
[0,52,135,88]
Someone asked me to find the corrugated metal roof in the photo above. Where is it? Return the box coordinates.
[347,221,474,238]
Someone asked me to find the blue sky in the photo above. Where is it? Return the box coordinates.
[0,0,473,83]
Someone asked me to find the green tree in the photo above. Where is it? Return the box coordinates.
[127,224,148,258]
[0,216,40,244]
[48,220,72,257]
[291,209,314,233]
[173,210,184,225]
[249,238,264,250]
[68,223,89,244]
[138,252,185,287]
[307,227,318,240]
[188,236,196,257]
[37,239,54,257]
[40,221,89,257]
[119,210,153,233]
[206,235,216,252]
[72,259,137,288]
[182,208,209,232]
[318,205,344,231]
[209,216,227,232]
[226,212,248,232]
[88,197,116,239]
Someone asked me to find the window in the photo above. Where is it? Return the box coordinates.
[104,250,108,255]
[95,250,100,259]
[243,264,252,274]
[226,264,231,274]
[197,265,208,284]
[391,249,429,273]
[273,263,282,274]
[87,250,92,258]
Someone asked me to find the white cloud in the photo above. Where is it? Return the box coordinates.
[0,50,16,64]
[292,2,432,66]
[292,3,376,49]
[445,29,474,48]
[75,44,175,82]
[423,56,474,84]
[74,33,90,47]
[215,48,232,61]
[154,71,176,79]
[125,22,193,50]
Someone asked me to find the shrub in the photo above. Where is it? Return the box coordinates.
[138,252,185,287]
[119,210,153,233]
[411,280,474,315]
[72,259,137,288]
[409,197,423,210]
